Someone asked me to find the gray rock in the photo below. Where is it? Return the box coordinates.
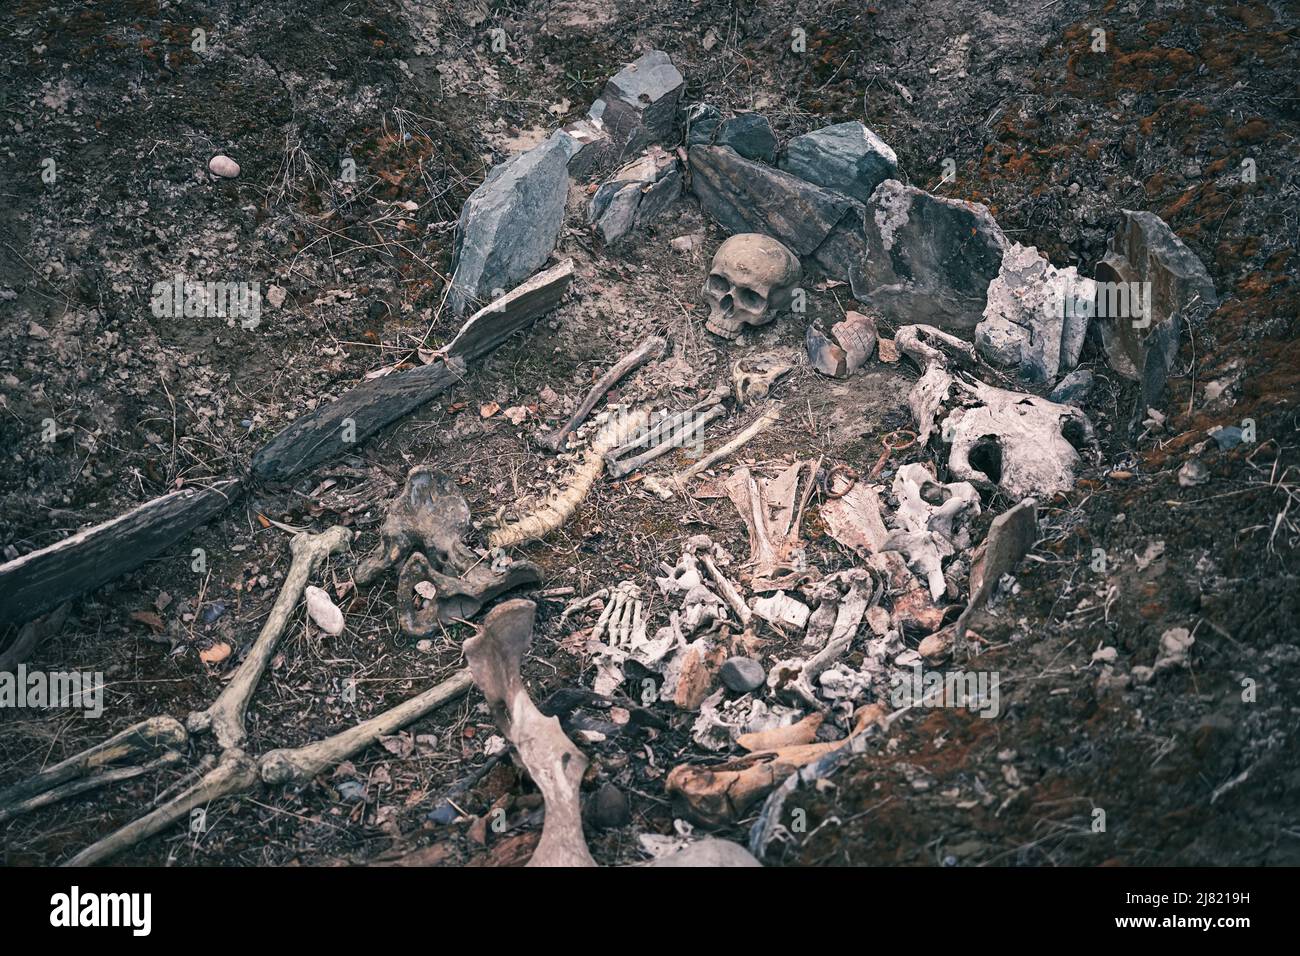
[556,117,611,180]
[855,179,1008,333]
[590,50,684,160]
[1049,369,1094,405]
[588,146,682,244]
[586,782,631,830]
[718,113,777,163]
[447,134,570,315]
[1093,209,1218,382]
[975,243,1094,382]
[1209,425,1243,449]
[780,121,898,204]
[689,144,865,284]
[719,656,765,693]
[685,103,721,147]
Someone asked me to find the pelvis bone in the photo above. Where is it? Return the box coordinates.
[703,233,802,339]
[358,466,539,636]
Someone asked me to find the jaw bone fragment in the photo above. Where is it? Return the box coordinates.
[884,463,981,601]
[463,599,596,867]
[732,351,795,406]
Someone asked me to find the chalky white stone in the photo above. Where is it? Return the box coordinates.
[208,154,240,178]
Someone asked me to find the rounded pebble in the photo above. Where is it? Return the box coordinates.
[208,154,241,178]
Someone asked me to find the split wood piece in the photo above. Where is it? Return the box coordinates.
[252,260,574,482]
[187,526,352,750]
[259,669,474,785]
[539,335,666,451]
[64,749,259,867]
[0,479,243,628]
[645,403,781,499]
[463,599,596,867]
[355,466,477,585]
[0,715,187,814]
[0,753,182,826]
[489,407,650,549]
[605,403,727,478]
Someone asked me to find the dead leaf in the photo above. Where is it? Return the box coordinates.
[502,405,528,425]
[200,641,232,665]
[130,610,165,634]
[480,401,500,418]
[380,733,413,758]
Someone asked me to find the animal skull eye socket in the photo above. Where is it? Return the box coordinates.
[706,274,730,296]
[735,287,766,312]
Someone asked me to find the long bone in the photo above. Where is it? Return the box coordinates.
[539,336,666,451]
[464,599,596,867]
[605,403,728,478]
[187,526,352,749]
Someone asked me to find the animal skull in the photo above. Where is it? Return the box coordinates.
[703,234,801,339]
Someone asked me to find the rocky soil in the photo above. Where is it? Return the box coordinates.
[1,0,1297,866]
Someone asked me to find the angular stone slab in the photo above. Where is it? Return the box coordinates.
[588,146,682,244]
[1093,208,1218,382]
[780,121,898,204]
[854,179,1008,333]
[590,50,684,160]
[447,133,570,316]
[975,242,1094,383]
[689,144,865,282]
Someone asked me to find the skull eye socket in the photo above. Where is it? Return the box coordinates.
[735,287,766,312]
[706,274,730,296]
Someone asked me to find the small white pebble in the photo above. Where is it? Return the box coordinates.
[208,154,240,178]
[305,585,345,635]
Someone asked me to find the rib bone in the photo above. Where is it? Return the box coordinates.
[539,336,666,451]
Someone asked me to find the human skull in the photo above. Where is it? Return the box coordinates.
[702,233,802,339]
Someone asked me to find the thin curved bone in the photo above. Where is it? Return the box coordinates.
[539,336,665,451]
[463,599,596,867]
[187,526,352,749]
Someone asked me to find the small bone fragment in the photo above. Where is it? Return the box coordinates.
[0,716,186,813]
[187,526,352,749]
[696,549,751,626]
[738,712,824,751]
[540,336,666,451]
[820,475,889,557]
[396,551,542,635]
[732,352,794,406]
[806,324,847,377]
[259,669,475,785]
[490,408,650,548]
[752,591,810,631]
[305,585,345,635]
[464,600,596,867]
[645,403,780,499]
[66,749,259,867]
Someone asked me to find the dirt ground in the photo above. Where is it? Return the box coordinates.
[1,0,1297,866]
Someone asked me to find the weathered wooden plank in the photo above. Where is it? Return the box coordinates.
[0,479,243,627]
[250,258,574,482]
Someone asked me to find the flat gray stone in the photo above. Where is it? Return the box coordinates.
[720,656,765,693]
[780,121,898,204]
[447,134,570,316]
[854,179,1008,333]
[1049,369,1094,405]
[689,144,865,284]
[718,113,778,163]
[1094,208,1218,382]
